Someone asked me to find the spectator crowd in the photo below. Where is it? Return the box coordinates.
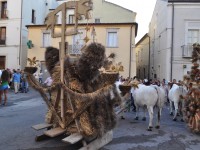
[0,68,53,106]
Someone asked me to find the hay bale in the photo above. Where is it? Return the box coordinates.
[40,43,121,139]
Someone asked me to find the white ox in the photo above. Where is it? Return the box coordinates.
[168,84,187,121]
[133,84,166,131]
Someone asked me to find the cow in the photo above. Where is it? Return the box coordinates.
[168,84,188,121]
[133,84,166,131]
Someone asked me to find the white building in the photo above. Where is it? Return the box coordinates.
[148,0,200,81]
[0,0,58,70]
[57,0,136,23]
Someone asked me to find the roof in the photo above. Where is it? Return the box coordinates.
[104,0,134,13]
[168,0,200,2]
[26,22,138,37]
[135,33,149,47]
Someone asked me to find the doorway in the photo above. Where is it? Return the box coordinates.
[0,56,5,69]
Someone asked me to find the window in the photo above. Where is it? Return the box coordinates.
[106,29,118,48]
[188,29,199,45]
[1,1,7,19]
[68,15,74,24]
[31,9,36,24]
[70,29,85,55]
[73,30,85,45]
[95,18,100,23]
[42,32,50,47]
[185,29,200,57]
[0,27,6,45]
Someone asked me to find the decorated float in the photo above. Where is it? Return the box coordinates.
[183,43,200,133]
[25,0,123,149]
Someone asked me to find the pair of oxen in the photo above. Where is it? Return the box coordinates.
[118,83,187,131]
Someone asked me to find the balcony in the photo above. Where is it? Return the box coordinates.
[181,45,193,58]
[67,44,84,55]
[0,9,8,19]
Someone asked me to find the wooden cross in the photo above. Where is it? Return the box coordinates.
[44,0,92,127]
[45,0,92,38]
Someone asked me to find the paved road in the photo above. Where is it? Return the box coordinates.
[0,88,199,150]
[103,110,200,150]
[0,88,79,150]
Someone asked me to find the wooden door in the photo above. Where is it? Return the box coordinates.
[0,56,5,69]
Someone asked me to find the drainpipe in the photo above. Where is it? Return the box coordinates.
[147,34,151,80]
[129,25,134,78]
[19,0,23,68]
[170,2,174,81]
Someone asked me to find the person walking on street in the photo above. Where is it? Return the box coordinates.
[6,68,12,88]
[21,70,28,93]
[13,69,21,94]
[0,70,10,106]
[161,80,169,103]
[38,70,43,84]
[44,76,53,87]
[0,69,2,78]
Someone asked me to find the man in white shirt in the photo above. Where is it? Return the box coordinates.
[44,77,53,87]
[0,69,2,78]
[38,70,43,83]
[33,72,39,81]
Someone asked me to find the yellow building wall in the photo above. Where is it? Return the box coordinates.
[27,24,136,78]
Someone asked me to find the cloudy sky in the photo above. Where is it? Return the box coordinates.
[106,0,157,43]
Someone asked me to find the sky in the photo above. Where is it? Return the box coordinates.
[106,0,157,43]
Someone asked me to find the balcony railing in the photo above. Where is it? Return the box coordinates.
[0,9,8,19]
[181,45,193,58]
[67,44,84,55]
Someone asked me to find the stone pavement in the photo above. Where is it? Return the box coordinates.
[0,87,41,107]
[102,107,200,150]
[0,88,200,150]
[0,88,75,150]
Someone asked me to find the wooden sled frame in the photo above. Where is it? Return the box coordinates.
[28,73,114,148]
